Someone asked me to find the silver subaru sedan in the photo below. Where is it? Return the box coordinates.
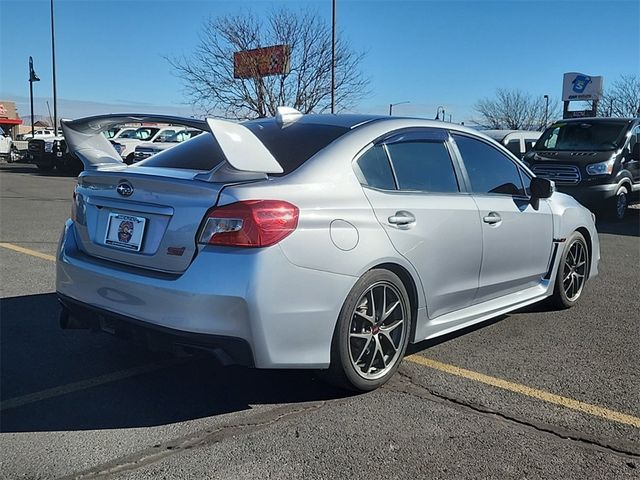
[56,109,599,391]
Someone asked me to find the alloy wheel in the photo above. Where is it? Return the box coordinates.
[348,281,408,380]
[562,240,587,301]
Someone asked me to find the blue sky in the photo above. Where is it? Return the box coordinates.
[1,0,638,123]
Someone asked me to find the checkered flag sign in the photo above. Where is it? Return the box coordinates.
[234,45,291,79]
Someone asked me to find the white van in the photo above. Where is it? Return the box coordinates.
[484,130,542,158]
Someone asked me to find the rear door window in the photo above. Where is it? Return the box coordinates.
[385,140,459,193]
[356,144,396,190]
[453,134,525,196]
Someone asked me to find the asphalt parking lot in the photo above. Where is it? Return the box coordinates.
[1,162,639,479]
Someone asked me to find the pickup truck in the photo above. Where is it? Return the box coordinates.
[0,127,20,162]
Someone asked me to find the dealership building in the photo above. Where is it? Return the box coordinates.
[0,101,23,139]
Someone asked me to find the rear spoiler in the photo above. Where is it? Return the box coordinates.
[60,114,283,175]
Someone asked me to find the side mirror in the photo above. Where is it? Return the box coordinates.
[631,142,640,162]
[531,177,554,199]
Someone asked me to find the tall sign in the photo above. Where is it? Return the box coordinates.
[233,45,291,79]
[562,72,603,119]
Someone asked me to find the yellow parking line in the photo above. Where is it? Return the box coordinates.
[405,355,640,428]
[0,242,56,262]
[0,360,179,412]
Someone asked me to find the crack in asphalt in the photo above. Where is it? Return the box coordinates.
[57,402,326,480]
[393,370,640,460]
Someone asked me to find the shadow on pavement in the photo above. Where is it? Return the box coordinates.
[407,315,508,355]
[0,162,78,178]
[0,293,350,433]
[596,207,640,237]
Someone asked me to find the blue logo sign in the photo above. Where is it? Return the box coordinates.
[572,75,592,94]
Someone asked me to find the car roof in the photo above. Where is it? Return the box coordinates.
[244,113,390,130]
[244,114,495,136]
[550,117,638,124]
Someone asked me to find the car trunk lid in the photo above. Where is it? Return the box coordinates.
[72,169,229,273]
[62,113,287,273]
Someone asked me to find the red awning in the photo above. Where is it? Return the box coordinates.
[0,118,23,125]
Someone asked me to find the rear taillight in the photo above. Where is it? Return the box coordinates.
[199,200,299,247]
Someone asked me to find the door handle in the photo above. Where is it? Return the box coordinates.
[388,211,416,227]
[483,212,502,224]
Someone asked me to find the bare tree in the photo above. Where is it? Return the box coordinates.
[166,9,369,119]
[474,89,559,131]
[598,74,640,117]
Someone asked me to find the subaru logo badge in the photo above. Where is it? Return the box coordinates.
[116,181,134,197]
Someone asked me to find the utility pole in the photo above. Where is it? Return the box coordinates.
[331,0,336,114]
[28,57,40,138]
[543,94,549,129]
[50,0,58,135]
[389,101,409,116]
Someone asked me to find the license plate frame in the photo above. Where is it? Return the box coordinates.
[104,212,146,252]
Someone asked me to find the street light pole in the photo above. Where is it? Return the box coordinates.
[331,0,336,114]
[28,56,40,138]
[50,0,58,135]
[389,101,409,116]
[543,94,549,129]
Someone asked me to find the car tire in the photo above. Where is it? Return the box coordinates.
[324,269,412,392]
[125,153,135,165]
[609,186,628,221]
[549,231,589,309]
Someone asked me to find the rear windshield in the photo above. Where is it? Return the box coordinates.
[244,121,350,175]
[136,133,225,171]
[535,121,629,152]
[137,120,350,175]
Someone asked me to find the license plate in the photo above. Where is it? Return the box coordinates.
[104,212,146,251]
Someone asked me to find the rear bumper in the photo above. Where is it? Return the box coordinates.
[58,293,254,366]
[56,219,357,369]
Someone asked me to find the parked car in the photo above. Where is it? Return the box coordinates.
[483,130,542,158]
[57,110,599,392]
[116,126,186,164]
[103,127,130,139]
[524,117,640,220]
[0,127,20,162]
[133,128,203,162]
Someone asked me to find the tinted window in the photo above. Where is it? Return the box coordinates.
[454,134,525,196]
[629,125,639,149]
[386,141,459,192]
[356,145,396,190]
[536,121,629,151]
[505,139,521,156]
[245,121,350,175]
[154,130,179,142]
[525,139,537,151]
[137,133,225,171]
